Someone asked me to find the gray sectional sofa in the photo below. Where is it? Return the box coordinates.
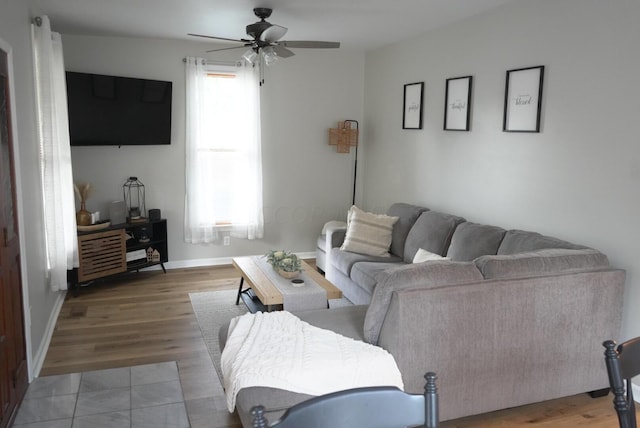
[224,202,625,426]
[319,202,607,305]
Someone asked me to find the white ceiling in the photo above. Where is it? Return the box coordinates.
[28,0,514,52]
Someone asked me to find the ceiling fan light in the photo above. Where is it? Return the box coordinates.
[262,47,279,66]
[242,49,257,64]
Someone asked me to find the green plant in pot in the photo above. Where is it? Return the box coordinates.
[265,250,302,279]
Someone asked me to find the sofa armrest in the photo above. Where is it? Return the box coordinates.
[363,261,483,344]
[325,224,347,249]
[319,223,347,277]
[377,269,625,421]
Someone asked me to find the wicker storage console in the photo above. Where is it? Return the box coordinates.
[72,219,167,295]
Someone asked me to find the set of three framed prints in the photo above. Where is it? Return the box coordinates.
[402,65,544,133]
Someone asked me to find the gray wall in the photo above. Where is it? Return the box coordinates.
[64,35,364,265]
[363,0,640,340]
[0,0,64,376]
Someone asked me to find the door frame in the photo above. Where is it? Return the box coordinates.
[0,36,33,382]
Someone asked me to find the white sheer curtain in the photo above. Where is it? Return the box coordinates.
[184,57,264,243]
[32,16,78,291]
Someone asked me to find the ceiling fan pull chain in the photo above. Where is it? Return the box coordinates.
[259,53,265,86]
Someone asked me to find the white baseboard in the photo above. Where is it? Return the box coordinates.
[161,252,317,271]
[31,290,66,378]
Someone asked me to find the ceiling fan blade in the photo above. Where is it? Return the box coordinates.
[272,45,295,58]
[206,45,250,53]
[260,25,288,43]
[188,33,250,43]
[278,41,341,49]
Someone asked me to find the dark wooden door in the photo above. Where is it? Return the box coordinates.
[0,46,28,428]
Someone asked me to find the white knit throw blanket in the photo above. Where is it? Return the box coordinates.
[221,311,404,412]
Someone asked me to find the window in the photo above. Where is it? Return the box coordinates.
[184,57,263,243]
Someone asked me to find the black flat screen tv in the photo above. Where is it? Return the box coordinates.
[65,71,172,146]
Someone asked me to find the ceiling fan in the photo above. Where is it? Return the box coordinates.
[188,7,340,66]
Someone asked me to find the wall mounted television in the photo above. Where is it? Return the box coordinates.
[65,71,172,146]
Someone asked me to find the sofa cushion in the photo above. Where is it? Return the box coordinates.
[403,210,465,263]
[446,222,506,261]
[350,261,405,295]
[474,248,610,279]
[363,261,483,344]
[341,206,399,257]
[498,229,586,255]
[330,247,402,277]
[386,203,428,259]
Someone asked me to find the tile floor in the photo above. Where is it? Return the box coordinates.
[12,361,236,428]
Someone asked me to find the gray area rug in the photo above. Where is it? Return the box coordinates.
[189,289,247,383]
[189,289,353,383]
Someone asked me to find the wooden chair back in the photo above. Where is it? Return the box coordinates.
[603,338,640,428]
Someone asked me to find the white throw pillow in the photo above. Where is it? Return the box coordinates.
[412,248,450,263]
[340,206,399,257]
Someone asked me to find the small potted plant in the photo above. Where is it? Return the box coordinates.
[265,250,302,279]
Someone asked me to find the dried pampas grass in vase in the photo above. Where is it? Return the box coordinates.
[74,182,93,226]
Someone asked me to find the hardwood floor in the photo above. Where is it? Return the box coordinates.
[42,265,240,376]
[41,264,630,427]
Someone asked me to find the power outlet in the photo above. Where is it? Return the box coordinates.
[223,236,231,246]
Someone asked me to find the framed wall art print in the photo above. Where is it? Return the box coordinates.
[403,82,424,129]
[503,65,544,132]
[444,76,472,131]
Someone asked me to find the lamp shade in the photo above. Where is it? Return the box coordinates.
[242,49,257,64]
[329,120,358,153]
[328,120,359,205]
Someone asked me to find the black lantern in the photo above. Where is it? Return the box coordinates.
[123,176,146,221]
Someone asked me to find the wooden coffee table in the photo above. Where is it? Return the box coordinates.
[233,256,342,312]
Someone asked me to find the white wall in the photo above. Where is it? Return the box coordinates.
[63,35,364,264]
[363,0,640,340]
[1,0,65,377]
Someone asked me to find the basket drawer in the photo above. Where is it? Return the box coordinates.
[78,229,126,282]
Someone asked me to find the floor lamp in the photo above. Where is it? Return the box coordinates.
[329,120,359,205]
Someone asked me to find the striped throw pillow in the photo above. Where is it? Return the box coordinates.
[340,206,399,257]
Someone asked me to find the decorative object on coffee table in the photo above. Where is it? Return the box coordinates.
[74,182,93,226]
[123,176,146,222]
[265,249,302,279]
[278,270,298,279]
